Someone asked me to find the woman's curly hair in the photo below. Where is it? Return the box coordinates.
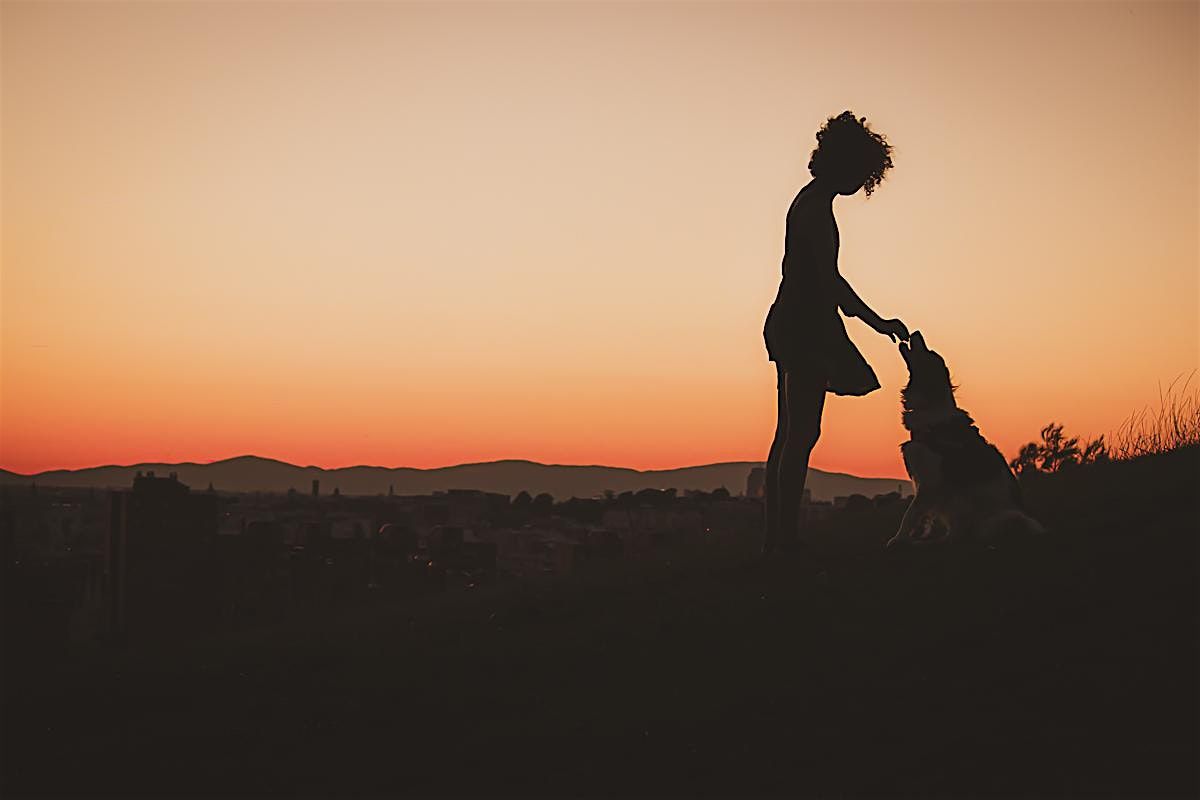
[807,111,894,197]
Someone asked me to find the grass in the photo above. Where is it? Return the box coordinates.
[1111,371,1200,460]
[3,447,1196,798]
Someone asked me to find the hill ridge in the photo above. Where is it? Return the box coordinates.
[0,454,911,502]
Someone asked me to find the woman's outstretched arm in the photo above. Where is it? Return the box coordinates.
[837,274,909,342]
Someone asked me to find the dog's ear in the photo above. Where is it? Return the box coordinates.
[899,340,912,365]
[910,331,926,351]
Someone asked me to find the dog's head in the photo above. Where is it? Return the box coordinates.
[899,331,955,416]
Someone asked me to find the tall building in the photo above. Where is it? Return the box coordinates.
[745,467,766,499]
[107,471,219,641]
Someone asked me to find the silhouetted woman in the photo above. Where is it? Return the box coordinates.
[762,111,908,554]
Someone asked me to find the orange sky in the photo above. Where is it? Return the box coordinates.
[2,1,1197,479]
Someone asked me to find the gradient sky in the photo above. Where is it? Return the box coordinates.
[2,0,1197,479]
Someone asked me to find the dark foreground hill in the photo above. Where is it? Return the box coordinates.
[0,455,911,503]
[3,448,1195,797]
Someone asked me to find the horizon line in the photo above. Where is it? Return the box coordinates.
[0,453,910,483]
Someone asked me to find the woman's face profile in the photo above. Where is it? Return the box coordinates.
[834,170,868,196]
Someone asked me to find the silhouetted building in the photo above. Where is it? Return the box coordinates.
[107,472,219,641]
[838,494,871,512]
[802,499,834,522]
[492,527,579,578]
[746,467,766,499]
[873,491,904,508]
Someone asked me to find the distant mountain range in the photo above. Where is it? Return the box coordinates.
[0,456,912,503]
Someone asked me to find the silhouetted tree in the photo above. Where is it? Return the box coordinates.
[1040,423,1081,472]
[1011,442,1042,476]
[845,493,871,512]
[635,488,671,505]
[513,491,532,509]
[560,497,603,524]
[532,492,554,512]
[1010,422,1109,475]
[712,486,731,499]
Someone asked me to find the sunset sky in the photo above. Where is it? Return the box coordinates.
[2,0,1197,480]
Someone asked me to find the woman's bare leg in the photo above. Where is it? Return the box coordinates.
[777,368,827,547]
[763,363,788,554]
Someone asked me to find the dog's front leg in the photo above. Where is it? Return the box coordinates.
[890,442,942,549]
[887,493,929,549]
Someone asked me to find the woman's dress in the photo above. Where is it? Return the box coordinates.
[763,188,881,397]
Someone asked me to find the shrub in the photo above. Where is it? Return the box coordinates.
[1010,422,1108,475]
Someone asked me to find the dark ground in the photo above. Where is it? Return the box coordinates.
[4,448,1197,798]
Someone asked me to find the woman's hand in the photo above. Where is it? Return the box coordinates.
[837,277,910,342]
[877,318,910,343]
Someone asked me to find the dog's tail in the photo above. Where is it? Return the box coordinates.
[979,509,1047,540]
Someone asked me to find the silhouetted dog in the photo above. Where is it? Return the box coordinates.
[888,332,1044,548]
